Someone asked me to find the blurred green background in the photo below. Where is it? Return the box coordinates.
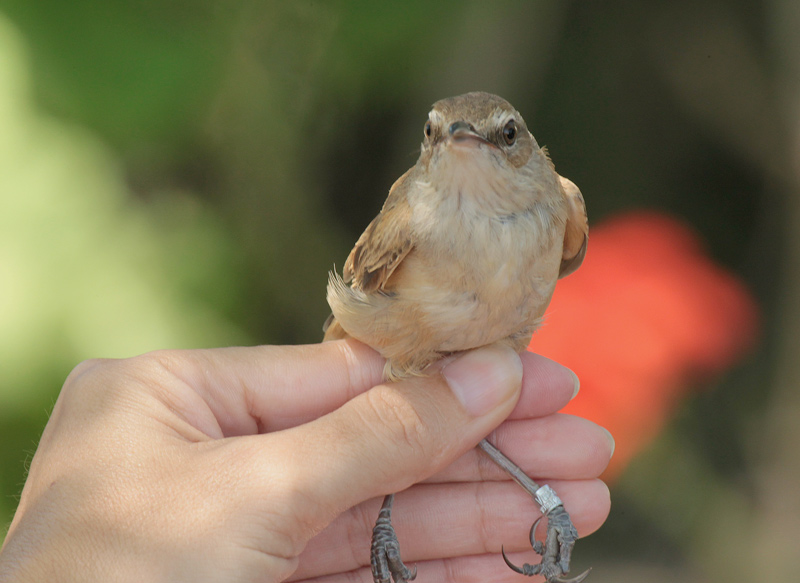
[1,1,798,580]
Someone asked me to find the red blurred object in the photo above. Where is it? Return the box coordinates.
[529,211,759,480]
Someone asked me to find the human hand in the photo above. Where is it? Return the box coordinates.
[0,341,612,583]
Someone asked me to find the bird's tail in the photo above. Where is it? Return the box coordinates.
[322,313,350,342]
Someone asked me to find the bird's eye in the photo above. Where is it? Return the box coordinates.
[424,121,432,138]
[502,120,517,145]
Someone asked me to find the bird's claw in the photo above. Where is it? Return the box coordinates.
[528,515,545,555]
[371,497,416,583]
[501,501,590,583]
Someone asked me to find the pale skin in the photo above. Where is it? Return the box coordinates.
[0,340,612,583]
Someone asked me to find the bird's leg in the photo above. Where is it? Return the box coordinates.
[478,439,591,583]
[370,493,417,583]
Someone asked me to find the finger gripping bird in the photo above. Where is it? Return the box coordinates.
[323,92,589,583]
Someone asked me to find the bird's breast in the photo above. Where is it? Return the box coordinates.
[397,198,565,351]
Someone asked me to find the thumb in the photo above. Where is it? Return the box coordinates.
[280,343,523,530]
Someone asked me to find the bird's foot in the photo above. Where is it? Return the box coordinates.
[501,486,591,583]
[371,494,417,583]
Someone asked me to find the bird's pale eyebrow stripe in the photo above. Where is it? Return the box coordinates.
[428,110,444,124]
[490,109,512,126]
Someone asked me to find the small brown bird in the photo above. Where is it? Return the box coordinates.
[324,92,589,583]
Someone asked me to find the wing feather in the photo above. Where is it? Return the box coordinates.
[343,169,415,292]
[558,175,588,278]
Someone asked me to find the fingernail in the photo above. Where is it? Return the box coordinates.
[442,345,523,417]
[568,368,580,399]
[602,427,615,458]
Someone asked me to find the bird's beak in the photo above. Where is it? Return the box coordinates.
[447,121,496,149]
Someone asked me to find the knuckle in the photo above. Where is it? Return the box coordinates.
[63,358,108,388]
[61,357,124,398]
[61,350,186,407]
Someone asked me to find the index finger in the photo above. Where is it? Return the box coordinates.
[510,351,580,420]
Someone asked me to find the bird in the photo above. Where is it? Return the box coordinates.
[323,92,589,583]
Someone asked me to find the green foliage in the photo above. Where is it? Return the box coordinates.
[0,12,247,531]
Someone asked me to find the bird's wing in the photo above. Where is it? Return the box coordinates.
[558,175,588,278]
[343,168,415,292]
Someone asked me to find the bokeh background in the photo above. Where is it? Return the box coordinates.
[1,1,797,581]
